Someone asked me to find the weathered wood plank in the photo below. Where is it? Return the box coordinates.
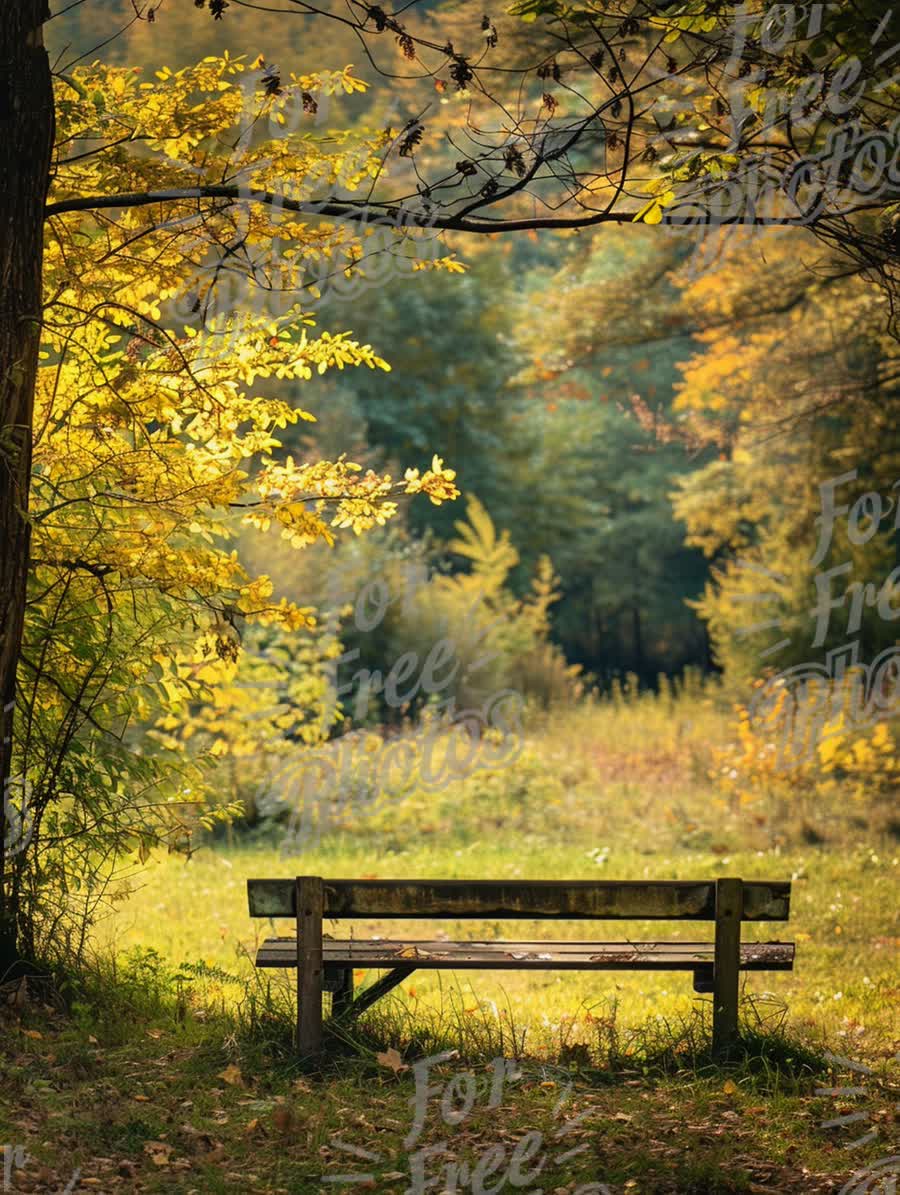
[247,878,791,921]
[295,876,323,1058]
[255,937,795,972]
[713,878,744,1059]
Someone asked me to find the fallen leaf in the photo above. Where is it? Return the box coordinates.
[613,1112,633,1122]
[722,1080,738,1095]
[144,1141,173,1167]
[244,1118,260,1134]
[21,1029,42,1040]
[272,1106,294,1133]
[179,1123,219,1153]
[376,1047,408,1074]
[218,1064,245,1088]
[133,1095,150,1102]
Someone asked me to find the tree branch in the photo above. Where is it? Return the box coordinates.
[45,183,818,233]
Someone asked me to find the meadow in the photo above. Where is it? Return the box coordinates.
[105,688,898,1058]
[1,685,893,1193]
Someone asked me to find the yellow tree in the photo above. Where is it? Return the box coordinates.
[669,230,900,681]
[3,45,461,965]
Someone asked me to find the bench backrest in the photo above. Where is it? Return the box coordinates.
[247,878,791,921]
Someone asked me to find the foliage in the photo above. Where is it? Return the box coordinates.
[372,495,583,716]
[244,491,583,729]
[14,55,459,959]
[669,232,900,682]
[27,0,900,974]
[148,621,345,825]
[136,0,900,323]
[712,680,900,842]
[507,231,711,680]
[314,268,528,543]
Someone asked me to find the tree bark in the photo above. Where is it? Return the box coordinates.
[0,0,54,969]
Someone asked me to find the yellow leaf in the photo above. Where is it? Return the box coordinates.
[144,1141,173,1166]
[218,1063,245,1087]
[634,198,664,225]
[643,202,664,225]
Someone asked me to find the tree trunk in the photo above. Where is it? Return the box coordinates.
[631,602,644,680]
[0,0,54,969]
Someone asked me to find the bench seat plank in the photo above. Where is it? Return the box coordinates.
[256,937,795,971]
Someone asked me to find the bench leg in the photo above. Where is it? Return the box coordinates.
[712,877,743,1059]
[296,876,324,1057]
[332,967,354,1019]
[692,966,714,993]
[337,965,415,1020]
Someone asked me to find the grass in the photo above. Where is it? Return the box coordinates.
[0,686,897,1192]
[94,835,898,1060]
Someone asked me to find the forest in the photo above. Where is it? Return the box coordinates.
[0,0,897,1191]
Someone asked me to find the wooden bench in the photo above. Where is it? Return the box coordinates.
[247,876,795,1059]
